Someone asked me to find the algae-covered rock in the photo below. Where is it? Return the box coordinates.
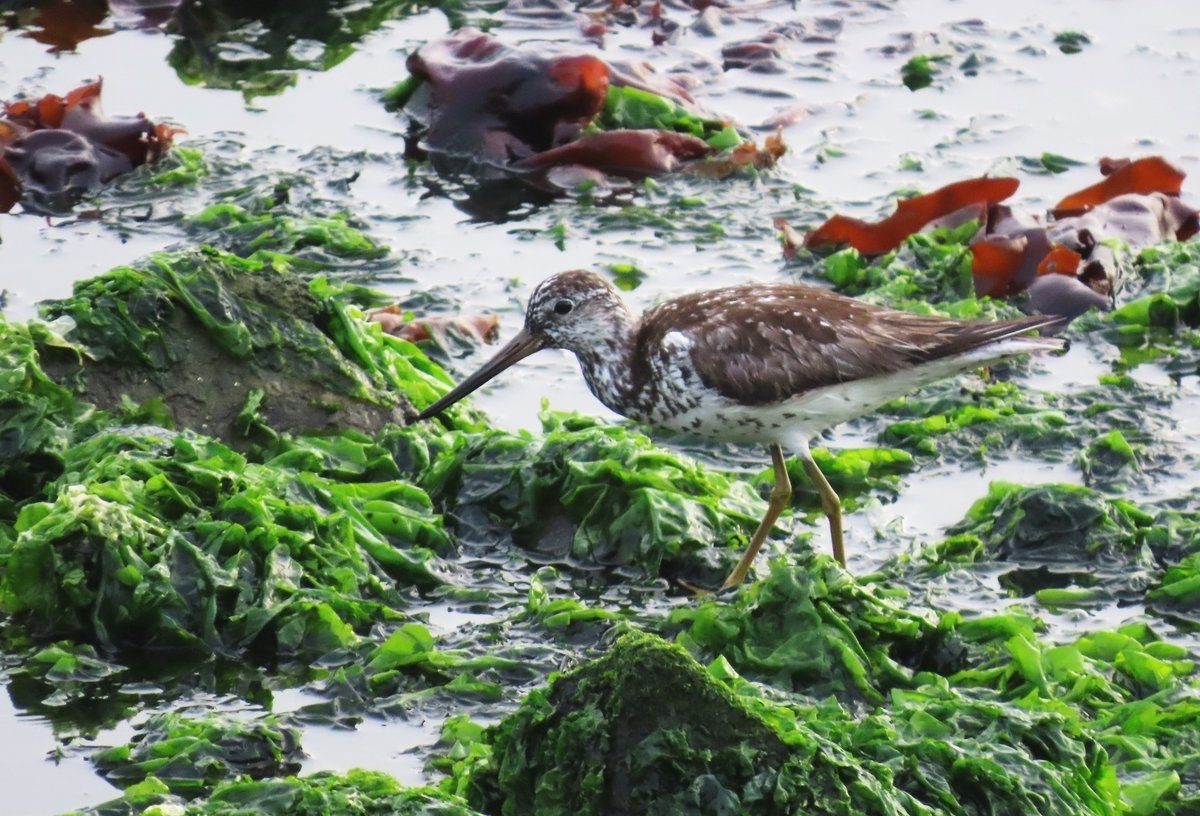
[466,630,791,816]
[461,629,1129,816]
[37,246,452,447]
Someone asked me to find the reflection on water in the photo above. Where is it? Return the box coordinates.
[0,688,126,814]
[272,687,432,784]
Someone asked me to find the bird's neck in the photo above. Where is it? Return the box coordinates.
[570,311,640,415]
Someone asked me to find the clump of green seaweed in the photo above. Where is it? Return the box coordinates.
[65,768,482,816]
[0,425,448,657]
[448,557,1200,814]
[92,711,303,795]
[386,411,767,582]
[454,628,1143,816]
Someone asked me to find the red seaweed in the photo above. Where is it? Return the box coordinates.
[1,78,179,214]
[511,129,713,176]
[799,157,1197,319]
[405,28,610,166]
[804,176,1020,254]
[397,29,778,192]
[1052,156,1185,216]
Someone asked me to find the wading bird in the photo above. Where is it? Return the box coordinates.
[417,270,1063,589]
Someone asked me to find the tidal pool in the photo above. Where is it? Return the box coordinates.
[2,1,1200,813]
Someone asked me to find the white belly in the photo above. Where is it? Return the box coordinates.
[656,337,1049,449]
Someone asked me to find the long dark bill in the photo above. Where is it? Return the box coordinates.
[415,328,547,421]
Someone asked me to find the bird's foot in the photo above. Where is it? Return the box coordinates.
[675,576,742,597]
[675,576,719,596]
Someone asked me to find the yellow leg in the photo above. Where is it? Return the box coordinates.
[800,448,846,567]
[720,443,792,590]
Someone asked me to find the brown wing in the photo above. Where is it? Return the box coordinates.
[637,283,1061,406]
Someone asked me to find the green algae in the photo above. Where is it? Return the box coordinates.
[1092,241,1200,375]
[0,233,475,667]
[389,410,766,581]
[949,624,1200,814]
[66,768,482,816]
[463,631,793,816]
[1018,152,1086,175]
[901,54,950,91]
[458,628,1136,816]
[356,619,522,700]
[32,245,453,444]
[1078,428,1141,487]
[92,711,302,795]
[655,553,1199,814]
[945,481,1150,560]
[0,426,447,658]
[771,445,915,511]
[5,180,1200,816]
[0,317,92,499]
[187,204,388,262]
[911,481,1159,606]
[520,567,624,633]
[144,147,210,187]
[814,224,1021,321]
[1144,504,1200,630]
[1054,30,1092,55]
[671,561,939,703]
[591,85,743,148]
[874,373,1187,496]
[879,380,1072,459]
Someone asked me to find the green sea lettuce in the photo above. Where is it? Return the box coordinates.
[388,410,765,581]
[771,445,915,511]
[926,481,1158,605]
[186,203,388,262]
[0,317,92,498]
[591,85,741,148]
[817,224,1019,319]
[92,711,303,795]
[671,561,940,703]
[65,768,482,816]
[950,623,1200,814]
[459,630,1126,816]
[0,426,447,658]
[1075,240,1200,373]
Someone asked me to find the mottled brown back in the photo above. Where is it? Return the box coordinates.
[635,283,1061,406]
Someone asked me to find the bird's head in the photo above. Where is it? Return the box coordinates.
[415,270,627,421]
[524,269,628,352]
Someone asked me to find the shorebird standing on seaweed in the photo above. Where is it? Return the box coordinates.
[416,270,1064,589]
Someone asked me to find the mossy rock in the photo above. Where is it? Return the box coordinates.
[468,630,791,816]
[38,247,413,446]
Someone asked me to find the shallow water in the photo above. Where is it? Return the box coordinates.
[3,1,1200,812]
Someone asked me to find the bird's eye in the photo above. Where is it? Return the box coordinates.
[554,299,574,315]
